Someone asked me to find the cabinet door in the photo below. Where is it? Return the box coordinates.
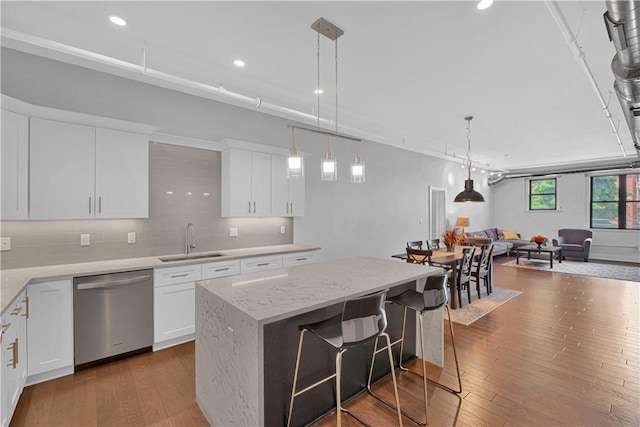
[1,110,29,219]
[29,118,96,219]
[95,129,149,218]
[240,255,283,273]
[154,282,195,343]
[251,152,271,216]
[1,314,18,427]
[283,251,316,267]
[288,173,305,217]
[270,155,290,217]
[222,149,253,217]
[27,280,73,377]
[201,259,240,279]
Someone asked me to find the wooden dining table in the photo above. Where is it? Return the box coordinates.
[392,246,484,309]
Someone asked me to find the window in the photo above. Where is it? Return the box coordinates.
[529,178,557,210]
[590,173,640,229]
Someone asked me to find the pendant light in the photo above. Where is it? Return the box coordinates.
[287,126,303,178]
[350,139,365,183]
[454,116,486,203]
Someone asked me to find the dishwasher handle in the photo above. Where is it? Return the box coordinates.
[76,274,152,290]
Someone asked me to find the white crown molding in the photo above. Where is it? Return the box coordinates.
[1,94,159,134]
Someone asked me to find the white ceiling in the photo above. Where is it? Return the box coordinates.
[1,1,637,172]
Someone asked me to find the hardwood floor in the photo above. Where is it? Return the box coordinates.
[11,260,639,426]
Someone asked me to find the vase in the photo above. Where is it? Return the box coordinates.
[445,243,454,252]
[536,243,542,249]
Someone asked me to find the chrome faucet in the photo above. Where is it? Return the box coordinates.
[186,223,196,255]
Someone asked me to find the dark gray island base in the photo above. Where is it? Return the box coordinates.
[195,257,444,426]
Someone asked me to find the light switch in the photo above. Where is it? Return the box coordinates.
[280,226,286,235]
[229,228,238,237]
[80,234,90,246]
[0,237,11,251]
[128,232,136,244]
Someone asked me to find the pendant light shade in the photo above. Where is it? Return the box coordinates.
[287,127,303,178]
[454,116,485,203]
[350,139,365,183]
[454,180,485,202]
[321,142,337,181]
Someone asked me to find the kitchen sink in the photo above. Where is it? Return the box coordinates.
[159,253,226,262]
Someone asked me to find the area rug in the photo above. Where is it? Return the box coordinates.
[504,259,640,282]
[448,287,522,326]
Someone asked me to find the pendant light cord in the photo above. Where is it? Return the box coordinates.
[316,31,320,130]
[465,116,473,180]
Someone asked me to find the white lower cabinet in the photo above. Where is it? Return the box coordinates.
[26,280,74,383]
[201,259,241,279]
[1,290,27,427]
[240,254,283,273]
[283,251,317,267]
[153,265,202,349]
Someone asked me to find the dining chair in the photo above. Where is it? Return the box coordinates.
[426,239,441,250]
[457,247,475,306]
[287,289,403,427]
[471,243,493,298]
[366,272,461,426]
[406,240,424,250]
[405,247,433,265]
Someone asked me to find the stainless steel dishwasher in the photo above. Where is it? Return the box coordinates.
[73,269,153,370]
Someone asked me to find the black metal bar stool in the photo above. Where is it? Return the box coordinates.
[367,272,462,426]
[287,289,403,427]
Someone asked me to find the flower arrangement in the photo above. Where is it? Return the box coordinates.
[442,228,460,250]
[530,235,548,245]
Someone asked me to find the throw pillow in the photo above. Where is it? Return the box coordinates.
[502,230,520,240]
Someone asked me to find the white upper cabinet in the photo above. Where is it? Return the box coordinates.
[95,128,149,218]
[221,149,271,217]
[1,110,29,219]
[271,155,305,217]
[29,118,149,219]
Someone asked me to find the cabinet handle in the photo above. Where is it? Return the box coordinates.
[286,202,289,214]
[257,262,270,267]
[7,338,18,369]
[296,258,307,261]
[290,202,294,214]
[1,323,10,343]
[22,296,29,319]
[99,196,102,214]
[248,201,252,213]
[253,201,256,213]
[170,273,189,278]
[10,306,21,316]
[214,267,230,272]
[89,196,92,214]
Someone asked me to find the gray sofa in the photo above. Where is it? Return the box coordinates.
[465,227,530,256]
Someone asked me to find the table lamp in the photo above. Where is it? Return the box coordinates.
[456,216,470,235]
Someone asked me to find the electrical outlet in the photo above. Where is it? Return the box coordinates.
[0,237,11,251]
[229,228,238,237]
[280,225,286,235]
[128,232,136,244]
[80,234,90,246]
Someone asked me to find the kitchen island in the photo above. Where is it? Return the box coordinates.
[195,256,443,426]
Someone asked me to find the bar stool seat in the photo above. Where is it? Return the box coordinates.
[287,289,403,427]
[367,272,462,426]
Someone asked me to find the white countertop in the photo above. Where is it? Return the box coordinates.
[196,256,442,325]
[1,244,319,313]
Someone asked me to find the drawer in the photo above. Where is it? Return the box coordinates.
[283,251,316,267]
[154,264,202,287]
[240,255,283,273]
[201,259,241,279]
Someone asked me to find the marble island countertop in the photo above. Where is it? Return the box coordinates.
[197,256,442,325]
[1,243,319,313]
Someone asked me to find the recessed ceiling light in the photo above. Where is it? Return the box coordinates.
[314,89,323,95]
[109,15,127,26]
[233,59,246,68]
[477,0,493,10]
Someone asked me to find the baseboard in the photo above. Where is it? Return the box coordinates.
[25,365,74,386]
[153,333,195,351]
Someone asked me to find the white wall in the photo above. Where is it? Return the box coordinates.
[1,48,492,261]
[492,173,640,263]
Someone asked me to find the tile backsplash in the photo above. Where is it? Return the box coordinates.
[0,142,292,269]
